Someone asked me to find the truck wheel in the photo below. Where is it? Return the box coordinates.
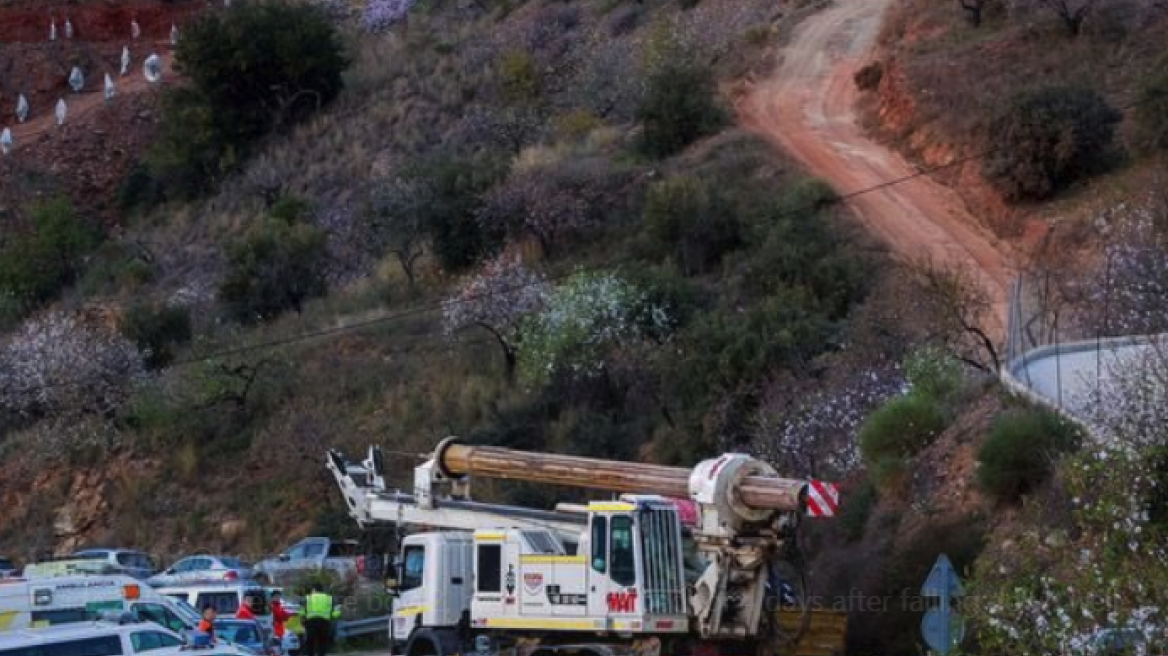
[405,629,460,656]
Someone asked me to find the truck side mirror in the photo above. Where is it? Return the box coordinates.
[385,578,399,595]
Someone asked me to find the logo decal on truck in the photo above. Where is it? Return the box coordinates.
[523,572,544,594]
[606,589,638,613]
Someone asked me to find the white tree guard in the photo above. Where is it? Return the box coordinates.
[144,54,163,83]
[50,20,57,41]
[0,129,12,156]
[65,18,73,39]
[104,74,116,101]
[131,19,141,40]
[69,67,85,93]
[15,95,29,123]
[55,98,67,126]
[170,24,179,46]
[121,46,131,76]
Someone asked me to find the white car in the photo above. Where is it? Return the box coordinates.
[0,621,253,656]
[148,557,254,587]
[71,549,157,580]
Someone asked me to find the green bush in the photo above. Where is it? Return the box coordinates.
[859,394,947,464]
[1136,53,1168,155]
[120,303,193,369]
[638,59,725,158]
[977,409,1081,503]
[903,346,963,404]
[839,478,877,542]
[151,1,348,196]
[0,197,101,316]
[981,86,1121,202]
[642,177,742,275]
[219,219,329,323]
[498,50,540,102]
[407,154,505,272]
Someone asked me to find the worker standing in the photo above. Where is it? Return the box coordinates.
[235,595,257,621]
[303,584,341,656]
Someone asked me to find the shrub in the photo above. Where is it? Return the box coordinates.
[853,62,883,91]
[981,86,1121,202]
[839,478,877,542]
[977,408,1081,503]
[153,1,348,196]
[859,394,947,464]
[638,59,725,158]
[407,154,505,272]
[120,303,192,369]
[499,50,540,102]
[903,346,963,404]
[0,198,101,316]
[219,219,329,323]
[1135,53,1168,155]
[643,177,742,275]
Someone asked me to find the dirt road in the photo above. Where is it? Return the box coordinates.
[738,0,1013,330]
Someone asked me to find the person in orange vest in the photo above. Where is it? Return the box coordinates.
[196,606,218,645]
[236,595,257,621]
[269,590,291,643]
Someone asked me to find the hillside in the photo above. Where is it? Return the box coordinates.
[1,0,1166,654]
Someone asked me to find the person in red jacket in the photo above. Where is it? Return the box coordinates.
[236,595,257,621]
[269,590,291,642]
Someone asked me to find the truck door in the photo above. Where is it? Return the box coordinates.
[586,513,640,623]
[391,543,427,641]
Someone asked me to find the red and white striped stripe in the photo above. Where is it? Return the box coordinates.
[806,480,840,517]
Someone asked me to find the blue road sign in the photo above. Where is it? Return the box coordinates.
[921,554,965,655]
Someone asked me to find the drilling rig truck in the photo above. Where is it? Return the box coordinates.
[327,438,847,656]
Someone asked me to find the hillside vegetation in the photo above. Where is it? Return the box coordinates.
[0,0,905,563]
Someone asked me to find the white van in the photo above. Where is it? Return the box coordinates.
[153,583,271,630]
[0,576,199,635]
[0,622,253,656]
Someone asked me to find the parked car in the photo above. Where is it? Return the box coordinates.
[0,621,257,656]
[213,619,266,655]
[148,555,254,587]
[253,538,364,586]
[214,617,300,656]
[0,557,17,579]
[70,549,156,580]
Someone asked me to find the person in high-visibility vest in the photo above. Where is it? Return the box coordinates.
[303,584,341,656]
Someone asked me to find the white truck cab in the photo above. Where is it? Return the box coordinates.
[389,533,473,647]
[0,576,199,635]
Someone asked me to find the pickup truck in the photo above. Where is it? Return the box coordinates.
[253,537,369,586]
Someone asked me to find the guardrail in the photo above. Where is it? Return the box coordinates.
[335,616,389,640]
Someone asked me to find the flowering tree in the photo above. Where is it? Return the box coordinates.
[517,271,670,387]
[1087,198,1168,337]
[969,445,1168,655]
[362,0,417,33]
[443,254,549,382]
[751,366,905,478]
[366,178,432,287]
[0,311,146,418]
[476,170,589,254]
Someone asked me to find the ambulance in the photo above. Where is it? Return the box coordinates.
[0,576,200,635]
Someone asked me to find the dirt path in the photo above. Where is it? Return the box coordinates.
[738,0,1013,332]
[7,49,171,151]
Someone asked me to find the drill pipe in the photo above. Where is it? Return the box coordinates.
[437,443,805,513]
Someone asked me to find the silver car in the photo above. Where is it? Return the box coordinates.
[70,549,156,580]
[148,555,254,587]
